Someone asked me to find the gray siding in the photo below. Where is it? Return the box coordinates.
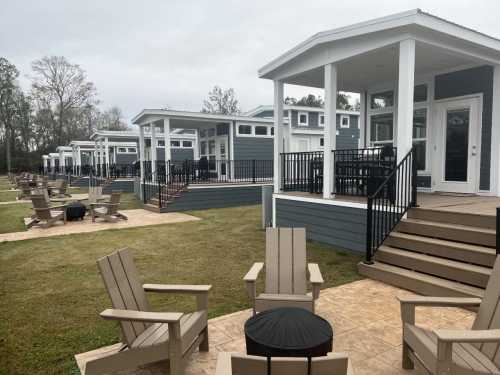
[435,65,493,191]
[275,198,366,253]
[103,180,135,194]
[163,185,265,212]
[417,175,431,188]
[233,136,273,160]
[116,153,138,164]
[337,115,360,150]
[156,148,194,161]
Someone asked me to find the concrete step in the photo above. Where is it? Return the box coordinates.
[375,245,491,288]
[358,261,484,299]
[408,207,496,230]
[385,232,496,267]
[396,218,496,247]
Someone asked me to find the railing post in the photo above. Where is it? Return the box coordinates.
[497,207,500,255]
[157,173,162,209]
[252,159,256,184]
[411,150,418,207]
[142,175,146,204]
[365,196,374,264]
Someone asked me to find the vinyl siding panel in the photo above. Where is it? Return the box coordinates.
[275,198,367,253]
[156,148,194,161]
[434,65,493,191]
[233,137,273,160]
[163,185,266,212]
[103,180,135,194]
[116,153,138,164]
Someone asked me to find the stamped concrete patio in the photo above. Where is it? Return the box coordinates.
[75,278,475,375]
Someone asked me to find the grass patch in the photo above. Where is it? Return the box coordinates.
[0,191,18,202]
[0,203,31,233]
[0,205,362,374]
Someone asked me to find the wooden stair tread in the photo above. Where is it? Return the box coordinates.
[409,207,496,229]
[377,245,491,278]
[402,218,496,235]
[388,232,496,254]
[358,261,484,299]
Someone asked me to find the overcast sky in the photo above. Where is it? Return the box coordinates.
[1,0,499,123]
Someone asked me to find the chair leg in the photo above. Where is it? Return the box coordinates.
[402,341,414,369]
[199,326,209,352]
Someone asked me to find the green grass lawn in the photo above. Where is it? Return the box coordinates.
[0,190,19,202]
[0,204,363,375]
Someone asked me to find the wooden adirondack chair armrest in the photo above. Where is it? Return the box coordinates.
[100,308,183,323]
[49,204,68,210]
[90,202,117,208]
[215,352,233,375]
[434,329,500,344]
[308,263,324,300]
[143,284,212,294]
[243,262,264,300]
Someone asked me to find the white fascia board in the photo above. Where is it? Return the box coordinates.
[274,193,367,209]
[246,105,359,117]
[259,9,500,79]
[291,129,324,135]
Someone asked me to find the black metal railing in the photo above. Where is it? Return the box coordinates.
[281,151,323,193]
[333,147,397,196]
[365,148,417,264]
[108,163,140,179]
[496,207,500,255]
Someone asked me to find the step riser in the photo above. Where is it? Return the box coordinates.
[408,208,496,230]
[358,263,481,300]
[375,249,489,288]
[396,222,496,247]
[385,236,496,267]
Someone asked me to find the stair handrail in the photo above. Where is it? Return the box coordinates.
[365,147,417,264]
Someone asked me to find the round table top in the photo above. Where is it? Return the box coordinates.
[244,307,333,357]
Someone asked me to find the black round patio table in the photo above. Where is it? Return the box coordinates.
[244,307,333,357]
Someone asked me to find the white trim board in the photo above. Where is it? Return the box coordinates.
[273,193,368,209]
[187,183,272,190]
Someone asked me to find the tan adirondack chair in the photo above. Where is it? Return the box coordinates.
[83,248,211,375]
[17,180,33,200]
[49,179,70,197]
[87,186,103,204]
[27,195,67,228]
[90,191,127,223]
[400,256,500,375]
[215,352,351,375]
[244,227,324,314]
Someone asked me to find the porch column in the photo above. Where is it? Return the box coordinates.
[99,140,105,177]
[151,123,157,175]
[105,137,110,177]
[193,129,200,160]
[229,121,235,179]
[273,80,284,194]
[359,91,367,148]
[77,147,82,175]
[59,152,65,173]
[323,63,338,199]
[491,64,500,196]
[396,39,416,162]
[139,125,145,180]
[164,118,171,184]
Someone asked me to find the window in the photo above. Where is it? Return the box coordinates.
[199,129,207,138]
[216,124,229,136]
[271,127,274,136]
[238,125,252,135]
[370,113,394,146]
[319,114,325,127]
[414,84,428,103]
[370,91,394,109]
[298,112,308,126]
[207,128,215,137]
[320,138,324,147]
[182,140,192,148]
[413,108,427,171]
[208,140,216,154]
[118,147,127,153]
[255,126,268,135]
[157,140,165,147]
[170,140,180,147]
[200,141,207,155]
[340,115,350,128]
[128,147,136,153]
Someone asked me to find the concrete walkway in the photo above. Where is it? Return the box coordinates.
[75,279,475,375]
[0,209,200,242]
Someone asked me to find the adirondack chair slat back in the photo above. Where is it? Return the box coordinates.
[265,227,306,295]
[97,248,151,346]
[88,186,103,204]
[108,191,122,215]
[31,195,52,220]
[472,257,500,366]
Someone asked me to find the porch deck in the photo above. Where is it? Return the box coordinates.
[279,191,500,216]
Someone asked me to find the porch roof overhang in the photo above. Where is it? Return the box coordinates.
[258,9,500,91]
[131,109,280,130]
[244,104,359,117]
[69,141,95,148]
[56,146,72,152]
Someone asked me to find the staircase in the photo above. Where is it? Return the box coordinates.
[142,180,188,213]
[358,207,497,299]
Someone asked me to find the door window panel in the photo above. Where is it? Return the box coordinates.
[370,113,393,145]
[445,108,469,182]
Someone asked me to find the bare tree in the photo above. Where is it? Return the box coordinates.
[0,58,20,172]
[30,56,96,145]
[98,106,128,130]
[202,86,240,115]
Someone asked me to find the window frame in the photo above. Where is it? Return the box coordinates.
[117,147,137,154]
[236,123,273,138]
[340,115,350,128]
[319,114,325,127]
[298,111,309,126]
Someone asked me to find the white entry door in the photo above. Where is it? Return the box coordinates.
[433,97,480,193]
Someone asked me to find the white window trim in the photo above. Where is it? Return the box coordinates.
[298,111,309,126]
[157,140,165,148]
[236,124,273,138]
[340,115,350,128]
[117,147,137,154]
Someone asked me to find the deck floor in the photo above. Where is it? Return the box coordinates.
[280,191,500,216]
[75,279,475,375]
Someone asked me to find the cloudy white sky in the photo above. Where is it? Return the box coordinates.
[1,0,499,123]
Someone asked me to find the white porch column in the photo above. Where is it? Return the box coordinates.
[229,121,235,179]
[100,139,105,177]
[150,123,157,175]
[163,118,171,162]
[491,64,500,196]
[359,91,367,148]
[139,126,145,180]
[104,137,110,177]
[396,39,416,162]
[273,80,284,194]
[323,63,338,199]
[194,129,200,160]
